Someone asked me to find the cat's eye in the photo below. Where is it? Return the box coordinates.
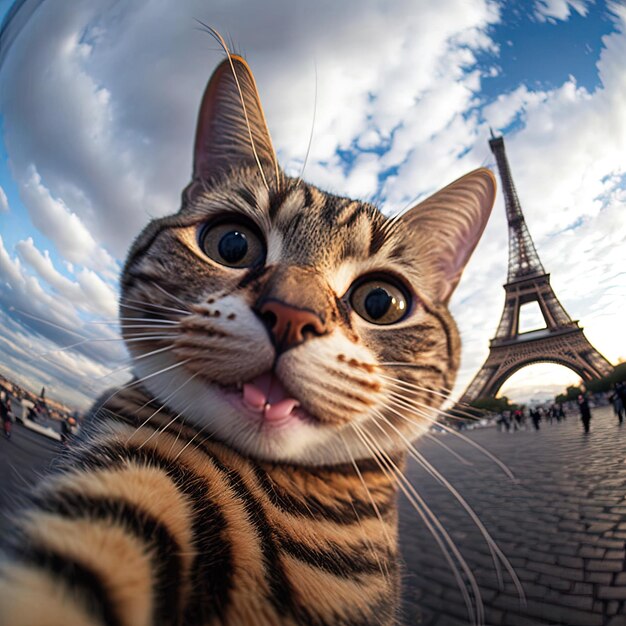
[199,219,265,268]
[350,277,410,325]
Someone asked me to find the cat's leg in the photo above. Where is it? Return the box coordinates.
[0,424,196,626]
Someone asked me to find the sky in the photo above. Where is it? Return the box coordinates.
[0,0,624,410]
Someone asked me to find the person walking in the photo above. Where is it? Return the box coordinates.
[531,407,541,431]
[578,389,592,434]
[1,395,12,440]
[609,381,625,425]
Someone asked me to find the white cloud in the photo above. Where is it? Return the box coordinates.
[16,237,118,318]
[0,185,8,212]
[0,308,124,409]
[19,167,116,272]
[0,234,125,371]
[482,85,548,131]
[534,0,591,22]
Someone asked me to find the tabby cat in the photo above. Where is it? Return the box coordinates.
[0,55,495,625]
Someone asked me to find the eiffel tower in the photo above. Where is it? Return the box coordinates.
[460,134,614,404]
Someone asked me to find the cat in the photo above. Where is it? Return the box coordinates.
[0,54,495,626]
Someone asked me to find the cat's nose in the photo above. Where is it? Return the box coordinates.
[257,299,327,353]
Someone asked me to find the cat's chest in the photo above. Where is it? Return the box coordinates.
[95,385,401,624]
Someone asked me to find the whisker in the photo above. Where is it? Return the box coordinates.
[195,21,279,192]
[120,298,190,318]
[296,61,318,185]
[8,307,86,339]
[149,281,193,311]
[97,358,191,410]
[372,409,525,601]
[339,435,394,541]
[351,422,482,626]
[385,391,466,424]
[89,318,182,326]
[123,335,181,343]
[381,374,482,417]
[338,433,391,582]
[385,381,479,422]
[136,375,199,449]
[172,419,213,461]
[94,345,175,381]
[424,433,473,466]
[379,372,455,399]
[387,392,516,482]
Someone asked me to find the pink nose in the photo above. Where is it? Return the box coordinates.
[258,300,326,352]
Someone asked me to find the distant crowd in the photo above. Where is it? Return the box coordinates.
[497,381,626,435]
[497,402,566,432]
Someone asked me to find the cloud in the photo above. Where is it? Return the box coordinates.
[16,237,118,318]
[0,234,124,368]
[0,307,124,409]
[19,167,116,272]
[534,0,592,23]
[0,185,8,212]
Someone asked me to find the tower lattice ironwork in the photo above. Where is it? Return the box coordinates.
[460,134,613,404]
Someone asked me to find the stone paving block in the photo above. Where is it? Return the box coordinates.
[596,538,626,549]
[559,520,587,532]
[537,573,573,591]
[594,512,623,522]
[579,545,606,558]
[597,586,626,600]
[433,615,468,626]
[418,594,470,622]
[491,593,526,612]
[585,571,613,584]
[587,559,624,572]
[557,555,584,568]
[527,561,584,581]
[606,617,626,626]
[406,606,434,625]
[527,551,557,565]
[549,544,579,557]
[606,600,620,615]
[513,569,540,583]
[604,549,626,560]
[543,590,593,611]
[502,612,543,626]
[570,582,593,595]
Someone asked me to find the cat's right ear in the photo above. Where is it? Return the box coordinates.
[191,55,279,187]
[398,168,496,304]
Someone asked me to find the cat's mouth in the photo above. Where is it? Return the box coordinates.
[219,371,315,429]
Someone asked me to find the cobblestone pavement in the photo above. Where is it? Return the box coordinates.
[399,406,626,626]
[2,410,625,625]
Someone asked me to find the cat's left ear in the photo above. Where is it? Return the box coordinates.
[191,55,280,186]
[399,168,496,304]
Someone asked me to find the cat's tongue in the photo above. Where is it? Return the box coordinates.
[243,372,300,422]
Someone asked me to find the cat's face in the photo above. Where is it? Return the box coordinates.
[119,56,495,466]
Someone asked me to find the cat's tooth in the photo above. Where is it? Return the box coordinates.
[236,381,242,391]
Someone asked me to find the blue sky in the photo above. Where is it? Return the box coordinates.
[0,0,625,408]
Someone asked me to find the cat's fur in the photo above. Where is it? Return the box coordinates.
[0,56,495,625]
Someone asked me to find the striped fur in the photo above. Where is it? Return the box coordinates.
[0,55,495,625]
[1,386,399,626]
